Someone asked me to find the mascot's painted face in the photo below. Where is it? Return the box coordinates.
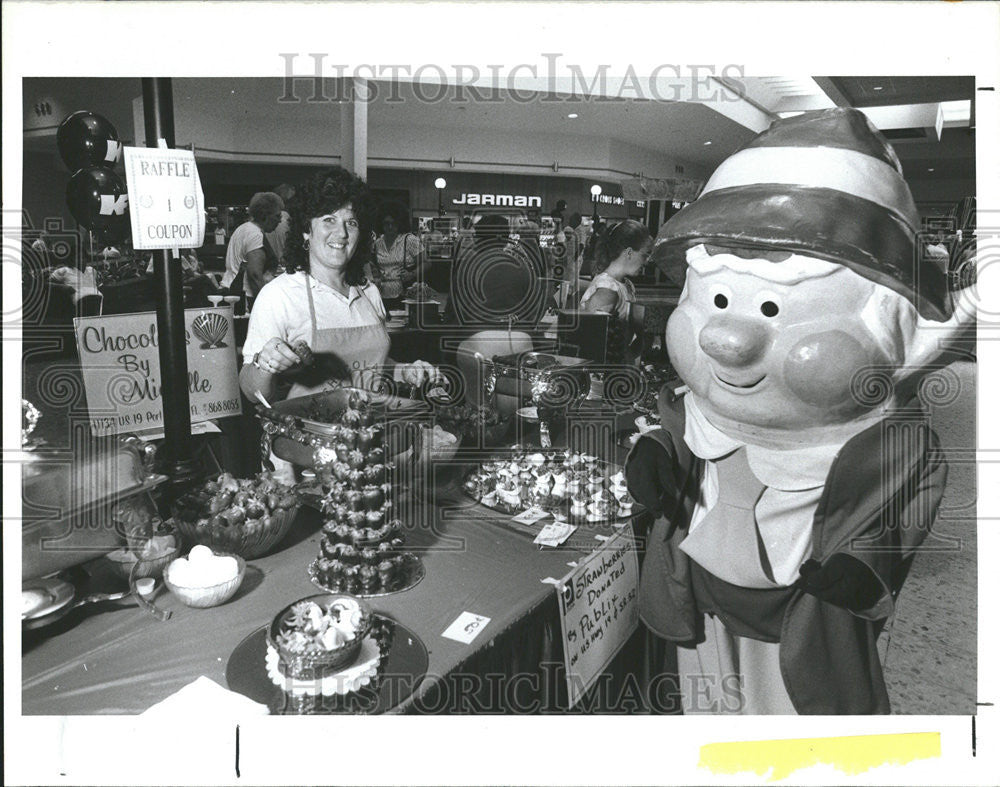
[666,249,899,434]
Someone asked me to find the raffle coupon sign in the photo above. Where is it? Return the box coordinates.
[74,307,242,436]
[556,525,640,707]
[123,146,205,250]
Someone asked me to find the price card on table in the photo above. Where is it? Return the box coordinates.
[554,523,640,708]
[442,612,492,644]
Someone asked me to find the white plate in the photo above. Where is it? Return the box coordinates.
[516,406,539,421]
[22,577,76,620]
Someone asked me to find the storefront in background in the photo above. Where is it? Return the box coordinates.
[366,168,645,227]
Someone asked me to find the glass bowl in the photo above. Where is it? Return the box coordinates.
[163,552,246,608]
[171,503,299,560]
[266,594,373,679]
[104,541,182,581]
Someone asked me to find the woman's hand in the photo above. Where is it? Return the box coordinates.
[254,337,302,375]
[394,359,440,388]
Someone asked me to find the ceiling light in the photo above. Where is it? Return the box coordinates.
[928,168,935,172]
[703,141,712,146]
[567,113,579,119]
[873,86,883,91]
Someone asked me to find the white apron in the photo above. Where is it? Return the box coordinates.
[270,274,392,482]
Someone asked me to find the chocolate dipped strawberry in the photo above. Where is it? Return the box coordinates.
[362,484,385,510]
[331,461,351,482]
[348,469,365,489]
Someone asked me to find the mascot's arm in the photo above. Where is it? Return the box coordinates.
[796,434,948,621]
[625,383,691,518]
[625,434,679,516]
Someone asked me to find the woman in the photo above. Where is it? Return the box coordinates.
[371,205,424,309]
[240,167,437,412]
[579,219,651,353]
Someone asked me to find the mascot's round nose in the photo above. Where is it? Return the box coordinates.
[699,315,770,366]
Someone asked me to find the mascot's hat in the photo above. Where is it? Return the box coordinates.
[652,108,948,320]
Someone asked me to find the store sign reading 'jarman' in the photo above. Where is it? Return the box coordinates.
[452,193,542,207]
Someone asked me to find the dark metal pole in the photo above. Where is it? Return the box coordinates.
[142,77,196,484]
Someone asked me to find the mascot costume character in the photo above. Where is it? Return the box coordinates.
[626,108,975,714]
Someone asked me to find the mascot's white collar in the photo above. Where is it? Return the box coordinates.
[682,395,843,492]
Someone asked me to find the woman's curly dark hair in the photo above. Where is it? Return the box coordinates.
[284,167,376,287]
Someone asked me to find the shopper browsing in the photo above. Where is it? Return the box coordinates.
[221,191,284,300]
[579,219,650,340]
[371,205,423,309]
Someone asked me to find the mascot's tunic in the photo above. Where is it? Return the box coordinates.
[633,388,946,714]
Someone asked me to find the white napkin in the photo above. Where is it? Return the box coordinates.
[142,676,269,718]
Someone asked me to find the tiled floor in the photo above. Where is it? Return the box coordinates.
[881,359,977,714]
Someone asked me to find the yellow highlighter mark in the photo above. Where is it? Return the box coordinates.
[699,732,941,782]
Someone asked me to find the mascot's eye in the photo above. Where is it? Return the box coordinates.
[707,283,732,310]
[755,291,782,318]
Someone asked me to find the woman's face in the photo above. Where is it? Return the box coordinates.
[381,216,399,236]
[304,204,360,272]
[613,238,650,277]
[623,238,652,275]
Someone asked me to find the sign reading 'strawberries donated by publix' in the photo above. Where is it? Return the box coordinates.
[74,307,241,436]
[122,146,205,250]
[555,524,640,708]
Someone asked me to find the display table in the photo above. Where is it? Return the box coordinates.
[22,480,672,715]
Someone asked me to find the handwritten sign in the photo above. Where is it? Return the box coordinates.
[74,307,241,436]
[123,146,205,250]
[555,524,640,707]
[441,612,492,644]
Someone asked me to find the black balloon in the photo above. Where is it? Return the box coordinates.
[57,111,122,171]
[66,167,130,237]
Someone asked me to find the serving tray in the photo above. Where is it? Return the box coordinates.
[459,449,640,526]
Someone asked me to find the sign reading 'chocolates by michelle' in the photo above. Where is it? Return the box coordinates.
[74,307,242,436]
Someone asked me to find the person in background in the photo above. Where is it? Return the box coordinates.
[550,199,568,228]
[456,215,476,255]
[371,204,424,309]
[266,183,295,265]
[221,191,284,301]
[579,219,606,278]
[446,213,546,328]
[551,211,581,307]
[579,219,651,356]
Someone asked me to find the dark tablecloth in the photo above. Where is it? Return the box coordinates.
[22,483,675,715]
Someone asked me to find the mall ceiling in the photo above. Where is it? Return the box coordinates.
[23,74,977,179]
